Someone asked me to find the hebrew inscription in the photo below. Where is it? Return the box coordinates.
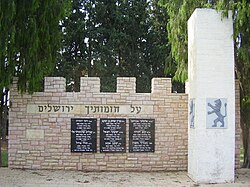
[38,104,74,113]
[130,104,141,114]
[129,119,155,152]
[85,105,120,114]
[207,98,227,128]
[27,104,153,115]
[71,118,97,152]
[100,119,126,153]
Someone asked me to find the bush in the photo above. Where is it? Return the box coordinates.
[1,150,8,167]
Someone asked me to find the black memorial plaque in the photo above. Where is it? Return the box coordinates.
[71,118,97,152]
[129,119,155,152]
[100,118,126,153]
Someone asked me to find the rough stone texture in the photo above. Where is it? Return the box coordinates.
[9,77,188,171]
[45,77,66,92]
[117,77,136,93]
[235,80,241,170]
[80,77,100,93]
[8,76,240,172]
[152,78,172,94]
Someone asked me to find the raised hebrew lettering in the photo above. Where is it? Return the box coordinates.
[47,104,52,112]
[53,106,60,112]
[136,106,141,114]
[38,106,43,112]
[131,104,135,113]
[84,105,120,114]
[130,104,142,114]
[94,106,99,113]
[66,106,70,112]
[114,106,119,113]
[35,104,74,113]
[104,106,109,113]
[27,104,152,115]
[90,106,94,112]
[85,106,90,114]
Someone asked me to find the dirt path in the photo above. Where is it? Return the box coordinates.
[0,168,249,187]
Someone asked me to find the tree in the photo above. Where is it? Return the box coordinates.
[0,0,70,167]
[53,0,171,93]
[159,0,250,168]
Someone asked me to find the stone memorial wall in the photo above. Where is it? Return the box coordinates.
[8,77,240,171]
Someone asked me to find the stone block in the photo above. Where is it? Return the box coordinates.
[45,77,66,92]
[26,129,44,139]
[80,77,100,93]
[117,77,136,93]
[152,78,172,94]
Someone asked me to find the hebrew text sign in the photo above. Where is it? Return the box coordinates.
[27,104,153,115]
[129,119,155,152]
[71,118,97,152]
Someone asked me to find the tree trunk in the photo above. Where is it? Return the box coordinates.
[87,37,92,77]
[2,89,8,142]
[242,121,250,168]
[0,90,3,167]
[0,137,2,167]
[246,129,250,168]
[2,105,7,142]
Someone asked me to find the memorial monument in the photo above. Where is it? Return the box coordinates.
[188,9,235,183]
[8,8,240,185]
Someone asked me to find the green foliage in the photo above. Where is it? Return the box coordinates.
[53,0,170,92]
[159,0,250,168]
[159,0,250,84]
[159,0,208,82]
[0,0,71,93]
[1,150,7,167]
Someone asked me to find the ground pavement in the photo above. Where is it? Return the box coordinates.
[0,168,249,187]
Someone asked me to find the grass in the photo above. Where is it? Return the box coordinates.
[1,150,8,167]
[240,144,245,166]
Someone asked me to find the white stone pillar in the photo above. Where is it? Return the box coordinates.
[188,9,235,183]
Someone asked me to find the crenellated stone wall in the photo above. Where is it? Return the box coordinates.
[8,77,240,171]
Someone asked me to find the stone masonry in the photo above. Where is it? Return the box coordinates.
[8,77,240,171]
